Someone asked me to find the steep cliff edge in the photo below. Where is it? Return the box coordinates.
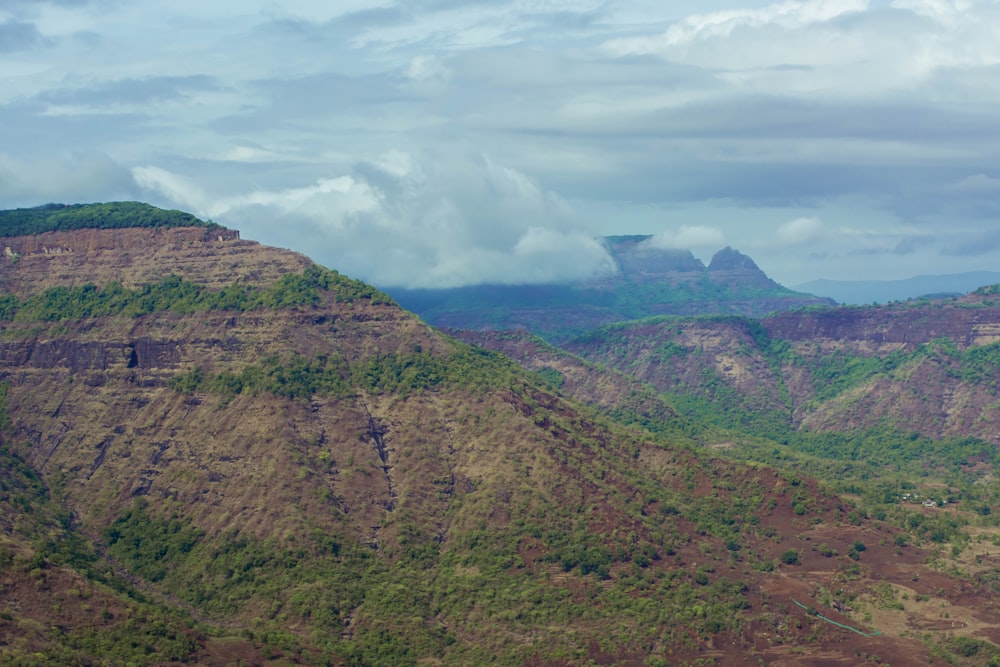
[1,226,310,297]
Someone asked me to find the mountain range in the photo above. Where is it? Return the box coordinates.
[1,202,999,666]
[390,236,834,342]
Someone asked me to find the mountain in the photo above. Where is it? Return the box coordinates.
[1,203,998,666]
[795,271,1000,305]
[390,240,834,342]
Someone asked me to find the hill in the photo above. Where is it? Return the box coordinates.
[0,203,997,665]
[551,288,1000,446]
[390,241,834,342]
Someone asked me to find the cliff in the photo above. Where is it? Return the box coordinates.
[1,226,308,298]
[764,296,1000,351]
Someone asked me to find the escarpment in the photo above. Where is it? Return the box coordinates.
[1,226,311,297]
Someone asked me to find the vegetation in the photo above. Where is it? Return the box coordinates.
[0,400,206,664]
[84,409,779,666]
[0,201,220,236]
[169,344,520,400]
[0,265,394,323]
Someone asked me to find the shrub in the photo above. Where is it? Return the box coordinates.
[780,550,801,565]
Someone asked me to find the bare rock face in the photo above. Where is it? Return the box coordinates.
[0,226,311,297]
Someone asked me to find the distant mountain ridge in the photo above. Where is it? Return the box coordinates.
[796,271,1000,305]
[390,238,834,341]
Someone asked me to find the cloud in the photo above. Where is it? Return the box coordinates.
[406,55,451,83]
[0,0,93,6]
[604,0,870,57]
[0,151,137,205]
[891,0,972,21]
[134,151,616,288]
[942,230,1000,257]
[663,0,869,47]
[4,1,1000,287]
[644,225,725,249]
[777,216,824,245]
[0,20,48,51]
[39,75,220,107]
[944,173,1000,194]
[602,0,1000,104]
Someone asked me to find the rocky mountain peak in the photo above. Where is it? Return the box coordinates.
[708,246,761,272]
[603,235,706,275]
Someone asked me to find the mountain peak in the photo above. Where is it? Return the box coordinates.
[708,246,761,272]
[604,235,706,274]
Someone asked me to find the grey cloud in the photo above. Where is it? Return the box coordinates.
[0,152,138,206]
[326,6,410,30]
[0,21,48,52]
[892,236,929,256]
[38,75,221,106]
[579,95,997,143]
[264,1,605,54]
[0,98,155,156]
[942,230,1000,258]
[207,70,423,141]
[256,72,417,108]
[0,0,92,6]
[262,7,409,41]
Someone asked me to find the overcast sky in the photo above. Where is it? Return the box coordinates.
[2,0,999,288]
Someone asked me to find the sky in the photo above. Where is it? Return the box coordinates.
[2,0,1000,289]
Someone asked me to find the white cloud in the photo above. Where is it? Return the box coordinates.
[777,216,824,245]
[891,0,972,21]
[644,225,725,249]
[944,173,1000,193]
[663,0,869,46]
[216,144,287,163]
[604,0,869,54]
[132,166,210,213]
[602,0,1000,101]
[133,151,615,288]
[135,166,381,225]
[406,55,451,83]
